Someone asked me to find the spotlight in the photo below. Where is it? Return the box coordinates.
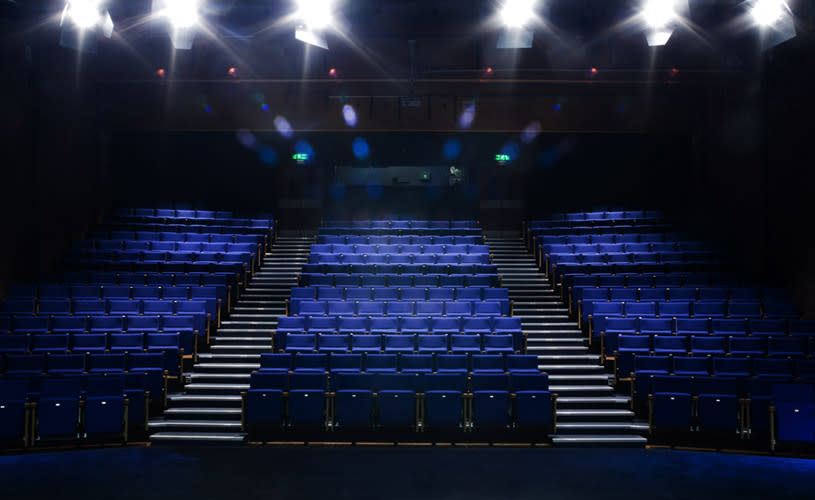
[590,67,598,75]
[642,0,676,29]
[228,67,237,77]
[499,0,535,28]
[328,67,337,77]
[152,0,200,49]
[59,0,113,53]
[156,68,166,78]
[485,67,494,74]
[296,0,334,30]
[294,0,334,49]
[164,0,199,28]
[742,0,796,48]
[751,0,784,26]
[640,0,688,47]
[64,0,102,29]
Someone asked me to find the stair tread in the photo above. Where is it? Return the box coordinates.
[150,432,247,441]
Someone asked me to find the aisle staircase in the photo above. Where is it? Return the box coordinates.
[149,234,313,444]
[484,233,648,447]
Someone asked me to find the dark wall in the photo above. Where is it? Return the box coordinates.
[0,20,112,295]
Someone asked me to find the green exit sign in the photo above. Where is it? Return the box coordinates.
[292,153,309,161]
[495,154,511,162]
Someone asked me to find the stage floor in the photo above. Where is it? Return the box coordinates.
[1,445,814,499]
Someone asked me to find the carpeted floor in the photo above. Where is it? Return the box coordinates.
[1,445,814,499]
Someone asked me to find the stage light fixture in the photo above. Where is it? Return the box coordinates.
[640,0,688,47]
[152,0,200,50]
[163,0,199,29]
[499,0,536,28]
[741,0,796,48]
[751,0,784,26]
[294,0,334,50]
[59,0,113,53]
[296,0,333,30]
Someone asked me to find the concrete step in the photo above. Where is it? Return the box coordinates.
[149,432,247,444]
[550,434,647,447]
[183,383,250,394]
[198,353,262,362]
[192,363,261,372]
[210,337,273,344]
[149,419,243,431]
[187,372,252,384]
[164,407,243,419]
[555,409,636,421]
[537,364,607,374]
[549,385,615,396]
[536,354,601,362]
[210,345,271,354]
[555,396,631,409]
[548,374,614,385]
[553,422,649,434]
[166,394,243,408]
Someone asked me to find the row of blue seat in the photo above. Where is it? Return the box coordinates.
[290,286,508,302]
[0,375,155,447]
[528,211,663,225]
[316,235,483,245]
[115,208,248,219]
[299,273,499,288]
[536,233,687,246]
[545,243,709,257]
[6,284,223,301]
[527,225,672,245]
[48,272,235,292]
[0,315,198,354]
[88,232,265,245]
[588,301,800,338]
[1,333,182,372]
[75,240,260,253]
[565,272,750,292]
[277,315,521,334]
[280,332,519,354]
[628,356,815,387]
[93,222,272,237]
[244,371,552,435]
[322,220,478,229]
[289,299,510,318]
[259,352,538,374]
[645,376,814,443]
[0,334,182,373]
[311,244,489,255]
[310,253,491,265]
[573,286,792,314]
[2,298,212,318]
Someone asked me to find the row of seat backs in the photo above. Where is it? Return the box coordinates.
[316,235,482,245]
[551,262,722,280]
[75,241,259,254]
[322,220,478,229]
[573,285,792,305]
[0,352,171,378]
[607,332,815,361]
[277,315,521,332]
[545,242,708,256]
[5,285,222,303]
[528,225,672,239]
[565,272,747,290]
[88,232,265,245]
[93,222,271,237]
[64,250,253,264]
[601,317,815,337]
[291,286,508,302]
[551,253,720,268]
[2,298,213,318]
[279,332,519,354]
[536,232,687,245]
[310,254,491,265]
[112,210,272,225]
[62,260,246,275]
[588,302,798,332]
[54,272,235,291]
[529,211,663,224]
[289,299,509,317]
[250,371,546,393]
[629,355,815,383]
[259,352,537,374]
[299,273,499,288]
[114,208,239,219]
[311,244,489,255]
